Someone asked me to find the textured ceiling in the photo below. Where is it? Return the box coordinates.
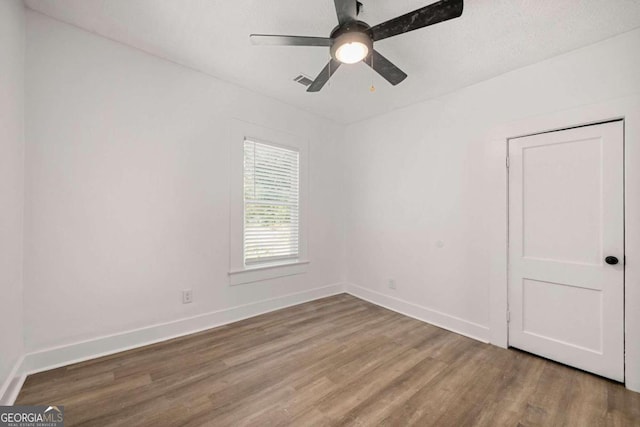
[25,0,640,124]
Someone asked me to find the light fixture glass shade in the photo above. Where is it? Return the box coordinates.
[331,31,373,65]
[335,41,369,64]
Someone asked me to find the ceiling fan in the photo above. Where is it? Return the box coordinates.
[250,0,464,92]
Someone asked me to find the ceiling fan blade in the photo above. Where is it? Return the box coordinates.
[250,34,333,47]
[307,59,342,92]
[333,0,357,25]
[365,50,407,86]
[368,0,463,42]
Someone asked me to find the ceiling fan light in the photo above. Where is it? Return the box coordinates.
[335,41,369,64]
[331,31,373,65]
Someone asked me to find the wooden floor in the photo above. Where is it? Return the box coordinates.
[16,294,640,426]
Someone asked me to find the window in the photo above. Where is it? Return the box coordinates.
[228,120,308,285]
[243,140,299,266]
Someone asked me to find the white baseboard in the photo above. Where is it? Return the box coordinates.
[20,283,345,380]
[0,356,25,405]
[9,281,639,397]
[1,375,26,405]
[345,283,490,343]
[8,281,493,403]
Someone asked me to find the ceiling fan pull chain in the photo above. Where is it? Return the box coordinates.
[370,54,375,93]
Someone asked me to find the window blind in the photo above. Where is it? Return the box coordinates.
[243,139,300,265]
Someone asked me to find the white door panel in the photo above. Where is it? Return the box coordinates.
[508,121,624,381]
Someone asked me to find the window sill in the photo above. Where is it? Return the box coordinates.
[228,260,310,286]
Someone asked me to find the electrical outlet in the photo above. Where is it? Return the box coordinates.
[388,279,396,290]
[182,289,193,304]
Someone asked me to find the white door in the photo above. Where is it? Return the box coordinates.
[508,120,624,381]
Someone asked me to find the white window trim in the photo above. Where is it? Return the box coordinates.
[228,119,309,286]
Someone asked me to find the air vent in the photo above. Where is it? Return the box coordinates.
[293,75,314,87]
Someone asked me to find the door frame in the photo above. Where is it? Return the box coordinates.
[485,95,640,392]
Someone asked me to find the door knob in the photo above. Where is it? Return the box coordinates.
[605,256,619,265]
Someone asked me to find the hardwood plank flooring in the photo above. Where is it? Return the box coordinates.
[16,294,640,426]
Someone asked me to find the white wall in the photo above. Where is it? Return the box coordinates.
[18,7,640,393]
[0,0,25,397]
[343,28,640,387]
[23,11,345,354]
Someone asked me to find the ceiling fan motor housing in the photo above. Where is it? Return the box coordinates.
[329,21,373,62]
